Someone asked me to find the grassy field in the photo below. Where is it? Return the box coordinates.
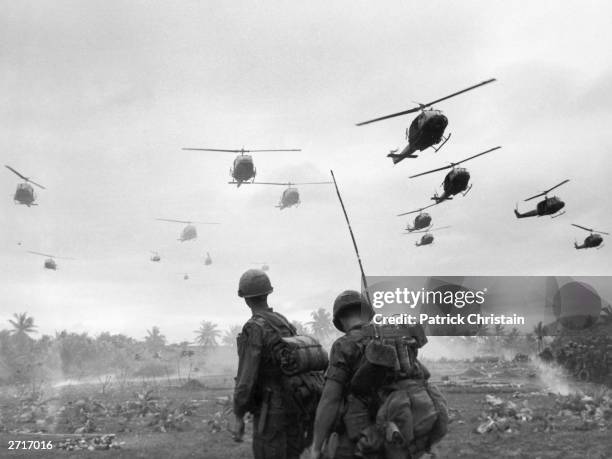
[1,360,611,458]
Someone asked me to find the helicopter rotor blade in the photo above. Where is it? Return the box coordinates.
[356,78,497,126]
[28,250,55,258]
[397,202,438,216]
[156,218,191,224]
[183,148,301,153]
[5,165,28,180]
[156,218,219,224]
[232,181,331,186]
[429,225,451,232]
[409,146,501,179]
[572,223,609,235]
[524,179,570,201]
[27,251,75,260]
[5,165,46,189]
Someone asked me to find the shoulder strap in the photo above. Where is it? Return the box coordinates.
[253,311,296,337]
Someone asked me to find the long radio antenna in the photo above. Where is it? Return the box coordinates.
[330,170,371,305]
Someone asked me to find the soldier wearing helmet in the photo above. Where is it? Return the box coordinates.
[232,269,308,459]
[310,290,375,459]
[311,290,432,459]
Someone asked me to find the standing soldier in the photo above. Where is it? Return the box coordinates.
[311,290,447,459]
[232,268,309,459]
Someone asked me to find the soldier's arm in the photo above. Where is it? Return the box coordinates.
[233,323,264,417]
[311,338,355,456]
[311,379,344,456]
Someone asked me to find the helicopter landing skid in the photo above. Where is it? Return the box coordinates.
[551,211,566,218]
[433,133,452,153]
[462,184,473,197]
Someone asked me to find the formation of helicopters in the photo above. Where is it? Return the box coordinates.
[4,77,607,277]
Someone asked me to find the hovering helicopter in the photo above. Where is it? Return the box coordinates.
[28,251,74,270]
[407,226,451,247]
[232,181,332,209]
[514,180,569,219]
[356,79,496,164]
[156,218,220,242]
[182,147,301,187]
[572,224,608,249]
[150,251,161,262]
[204,252,212,265]
[5,165,46,206]
[180,273,190,280]
[409,146,501,203]
[252,262,269,271]
[397,203,438,232]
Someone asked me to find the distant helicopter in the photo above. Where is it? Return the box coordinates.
[572,224,608,249]
[408,226,451,246]
[252,262,269,271]
[514,180,569,219]
[397,203,438,232]
[233,181,332,209]
[156,218,220,242]
[410,146,501,203]
[180,273,190,280]
[204,252,212,265]
[356,79,496,164]
[150,251,161,262]
[28,251,74,270]
[5,165,46,206]
[182,147,301,187]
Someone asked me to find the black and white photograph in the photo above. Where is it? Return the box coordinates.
[1,1,612,458]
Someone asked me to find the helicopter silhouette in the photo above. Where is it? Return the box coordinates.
[204,252,212,265]
[397,203,439,232]
[156,218,220,242]
[572,224,608,249]
[409,146,501,203]
[356,79,496,164]
[252,262,269,272]
[150,251,161,262]
[231,181,332,209]
[514,179,569,219]
[182,147,301,187]
[407,226,451,246]
[28,251,74,270]
[5,165,46,206]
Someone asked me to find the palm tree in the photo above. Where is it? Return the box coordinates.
[144,326,166,351]
[9,313,37,337]
[222,325,242,347]
[291,320,309,335]
[533,321,545,353]
[194,321,221,349]
[308,308,334,341]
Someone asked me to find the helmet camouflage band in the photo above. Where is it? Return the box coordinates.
[238,269,273,298]
[332,289,374,332]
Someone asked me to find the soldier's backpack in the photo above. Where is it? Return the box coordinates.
[349,329,448,458]
[252,311,328,444]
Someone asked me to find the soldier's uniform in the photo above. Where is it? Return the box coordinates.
[325,322,374,459]
[233,269,308,459]
[323,290,432,459]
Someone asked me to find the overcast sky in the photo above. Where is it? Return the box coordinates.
[1,0,611,342]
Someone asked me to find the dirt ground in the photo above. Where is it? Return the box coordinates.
[1,360,611,458]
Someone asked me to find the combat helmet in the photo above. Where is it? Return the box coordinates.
[238,269,273,298]
[333,289,374,331]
